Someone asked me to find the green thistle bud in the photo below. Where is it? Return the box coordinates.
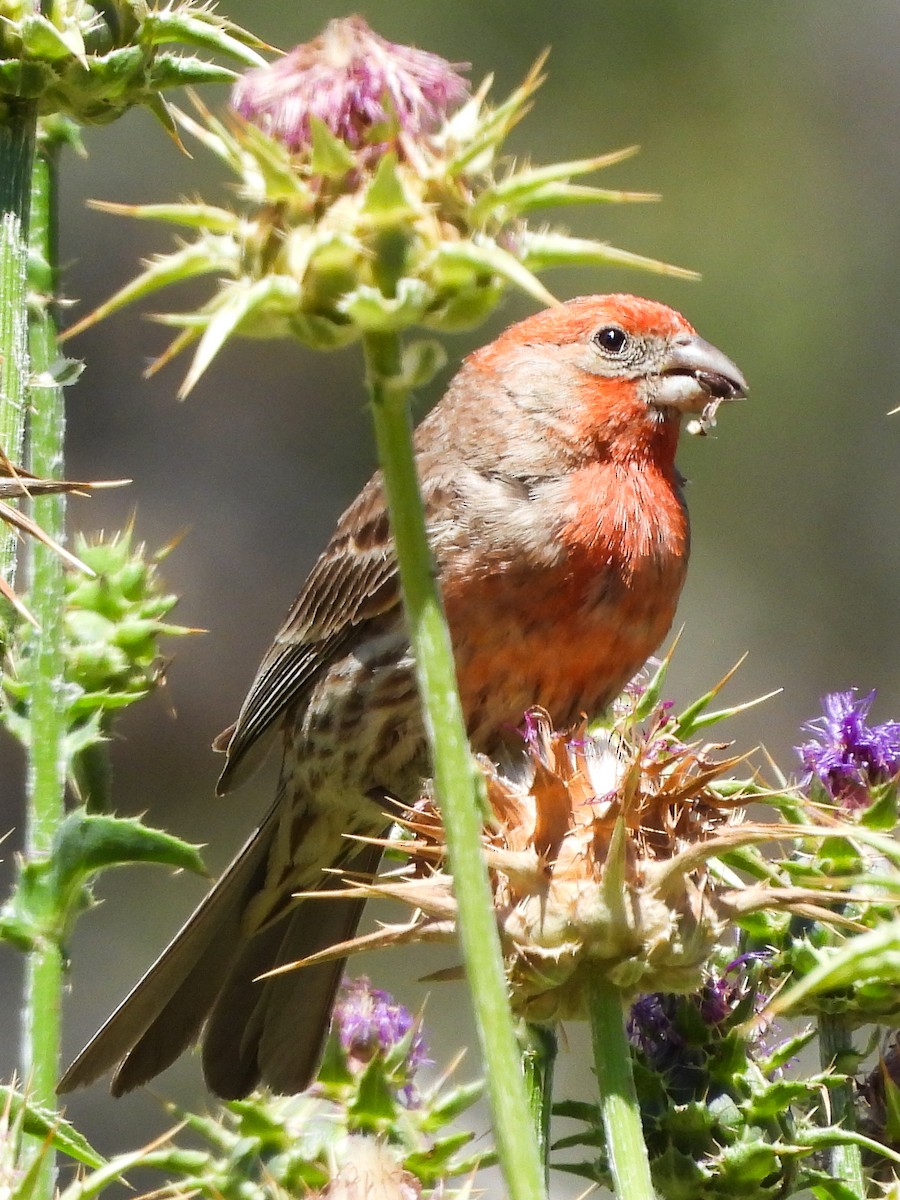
[0,0,266,128]
[61,528,191,706]
[3,528,195,787]
[65,15,695,395]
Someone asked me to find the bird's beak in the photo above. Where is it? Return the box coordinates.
[653,334,748,413]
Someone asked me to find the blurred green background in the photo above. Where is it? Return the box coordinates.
[2,1,899,1194]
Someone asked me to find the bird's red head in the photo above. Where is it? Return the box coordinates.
[468,293,746,462]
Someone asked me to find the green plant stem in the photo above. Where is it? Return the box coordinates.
[587,977,657,1200]
[520,1022,557,1184]
[819,1013,866,1198]
[362,330,546,1200]
[0,96,37,589]
[22,138,66,1200]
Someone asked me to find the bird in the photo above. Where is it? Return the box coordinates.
[59,293,747,1100]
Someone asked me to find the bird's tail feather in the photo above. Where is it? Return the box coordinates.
[59,798,279,1096]
[59,801,381,1099]
[203,844,380,1098]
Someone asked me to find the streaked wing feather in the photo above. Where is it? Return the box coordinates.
[216,476,401,792]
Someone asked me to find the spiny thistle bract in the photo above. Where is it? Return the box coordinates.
[64,14,695,396]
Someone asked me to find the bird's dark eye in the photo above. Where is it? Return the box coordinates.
[593,325,629,355]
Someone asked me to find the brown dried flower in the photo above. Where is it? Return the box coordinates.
[295,698,859,1023]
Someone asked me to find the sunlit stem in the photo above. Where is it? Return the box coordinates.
[20,135,67,1200]
[0,96,37,589]
[362,330,547,1200]
[588,977,657,1200]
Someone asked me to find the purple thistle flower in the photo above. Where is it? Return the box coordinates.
[231,16,469,158]
[333,977,429,1075]
[796,689,900,809]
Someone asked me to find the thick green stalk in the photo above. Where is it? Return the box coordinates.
[22,140,66,1200]
[819,1013,866,1197]
[362,331,546,1200]
[587,978,657,1200]
[0,96,37,588]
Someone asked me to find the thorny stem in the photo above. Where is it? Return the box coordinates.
[0,96,37,593]
[21,136,66,1200]
[362,330,547,1200]
[588,977,658,1200]
[819,1013,866,1198]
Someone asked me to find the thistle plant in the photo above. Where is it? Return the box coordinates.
[56,17,693,1200]
[0,6,264,1197]
[287,664,900,1198]
[52,977,484,1200]
[2,8,900,1200]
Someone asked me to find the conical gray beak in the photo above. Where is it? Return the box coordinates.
[654,334,748,413]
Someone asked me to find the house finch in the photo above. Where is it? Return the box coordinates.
[59,293,746,1100]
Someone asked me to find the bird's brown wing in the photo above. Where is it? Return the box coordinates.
[215,467,445,793]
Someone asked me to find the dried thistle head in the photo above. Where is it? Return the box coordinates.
[298,667,850,1026]
[438,709,746,1018]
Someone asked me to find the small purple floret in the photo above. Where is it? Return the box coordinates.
[333,976,429,1073]
[796,689,900,808]
[231,16,469,157]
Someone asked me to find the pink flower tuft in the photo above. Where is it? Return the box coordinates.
[231,16,469,156]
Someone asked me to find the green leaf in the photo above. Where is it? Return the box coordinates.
[480,148,640,206]
[745,1078,828,1120]
[31,355,84,387]
[805,1175,863,1200]
[339,280,429,332]
[0,1086,105,1169]
[552,1099,599,1123]
[397,339,446,391]
[434,238,558,308]
[759,1025,816,1072]
[91,199,240,233]
[19,14,86,62]
[64,238,235,340]
[0,57,54,98]
[422,1078,483,1128]
[178,274,300,397]
[50,810,207,889]
[860,778,899,830]
[149,52,237,90]
[404,1132,476,1181]
[631,645,674,723]
[349,1056,398,1129]
[57,1146,210,1200]
[315,1032,355,1089]
[763,921,900,1020]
